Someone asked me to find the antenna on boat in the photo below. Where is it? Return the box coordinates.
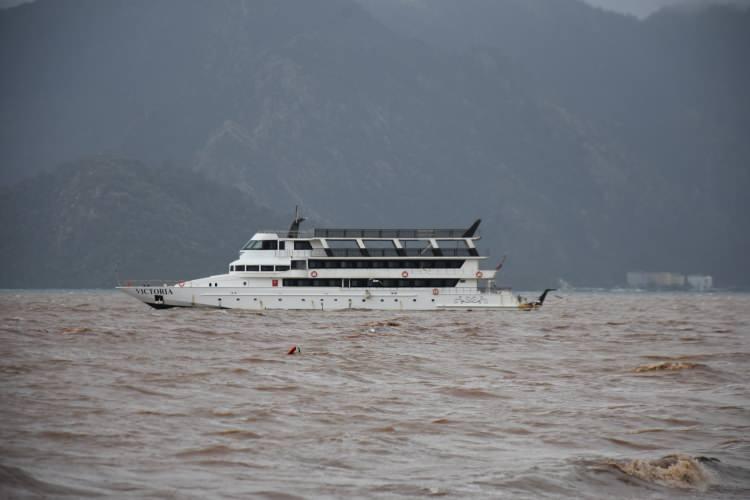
[463,219,481,237]
[288,205,306,238]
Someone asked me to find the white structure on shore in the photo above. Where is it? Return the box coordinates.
[687,275,713,291]
[627,272,713,290]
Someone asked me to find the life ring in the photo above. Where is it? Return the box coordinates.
[178,281,185,288]
[401,271,409,278]
[310,270,318,278]
[475,271,483,279]
[432,288,439,296]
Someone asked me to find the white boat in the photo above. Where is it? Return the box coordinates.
[118,209,552,311]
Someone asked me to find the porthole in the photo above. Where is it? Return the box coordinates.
[278,298,282,302]
[362,299,366,303]
[380,299,384,302]
[334,298,338,302]
[431,299,435,302]
[413,299,417,302]
[243,281,247,286]
[320,298,324,302]
[236,298,240,302]
[394,299,398,302]
[253,298,257,301]
[218,297,222,301]
[302,298,306,302]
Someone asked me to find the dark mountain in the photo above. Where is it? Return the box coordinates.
[0,156,282,288]
[1,0,747,288]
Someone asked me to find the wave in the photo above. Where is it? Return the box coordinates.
[211,429,261,439]
[598,454,714,490]
[633,361,703,373]
[364,320,402,328]
[61,326,93,334]
[175,444,239,458]
[0,463,100,497]
[439,387,501,399]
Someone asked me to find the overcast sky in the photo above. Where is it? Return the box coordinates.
[585,0,750,17]
[1,0,749,17]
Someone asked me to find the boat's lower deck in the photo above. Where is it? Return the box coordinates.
[118,285,523,311]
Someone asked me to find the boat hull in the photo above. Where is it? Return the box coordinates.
[117,285,523,311]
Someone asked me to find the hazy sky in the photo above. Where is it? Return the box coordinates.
[1,0,749,16]
[585,0,750,17]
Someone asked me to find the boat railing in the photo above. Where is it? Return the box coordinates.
[257,228,480,239]
[309,248,479,257]
[366,286,510,295]
[117,279,184,287]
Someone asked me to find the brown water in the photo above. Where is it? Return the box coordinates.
[1,291,748,499]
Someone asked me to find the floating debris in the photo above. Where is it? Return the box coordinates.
[287,345,301,355]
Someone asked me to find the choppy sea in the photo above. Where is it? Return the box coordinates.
[1,290,748,499]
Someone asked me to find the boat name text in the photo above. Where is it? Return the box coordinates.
[135,288,174,296]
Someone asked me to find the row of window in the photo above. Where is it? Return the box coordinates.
[308,259,465,269]
[282,279,460,288]
[321,248,477,257]
[231,265,290,272]
[243,240,314,251]
[232,260,465,272]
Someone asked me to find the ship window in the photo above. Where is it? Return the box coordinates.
[229,265,234,271]
[436,239,469,249]
[246,265,259,272]
[261,265,274,272]
[306,259,465,270]
[279,241,285,250]
[294,241,313,250]
[275,265,290,272]
[401,240,431,251]
[243,240,278,250]
[291,260,307,270]
[236,265,246,271]
[244,240,263,250]
[364,239,396,249]
[327,239,360,248]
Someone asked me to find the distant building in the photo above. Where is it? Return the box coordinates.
[627,272,713,290]
[687,275,713,291]
[626,272,685,289]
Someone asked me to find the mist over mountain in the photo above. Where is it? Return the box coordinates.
[1,0,747,288]
[0,156,281,288]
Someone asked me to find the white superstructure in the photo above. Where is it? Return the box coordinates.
[118,212,552,311]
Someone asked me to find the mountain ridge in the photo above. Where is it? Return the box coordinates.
[1,0,747,288]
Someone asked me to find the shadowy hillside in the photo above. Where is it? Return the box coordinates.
[0,156,281,288]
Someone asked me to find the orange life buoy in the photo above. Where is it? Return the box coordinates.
[475,271,483,279]
[178,281,185,288]
[310,270,318,278]
[401,271,409,278]
[432,288,439,296]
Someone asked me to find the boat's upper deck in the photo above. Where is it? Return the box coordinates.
[253,227,478,240]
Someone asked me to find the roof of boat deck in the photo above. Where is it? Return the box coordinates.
[312,228,476,238]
